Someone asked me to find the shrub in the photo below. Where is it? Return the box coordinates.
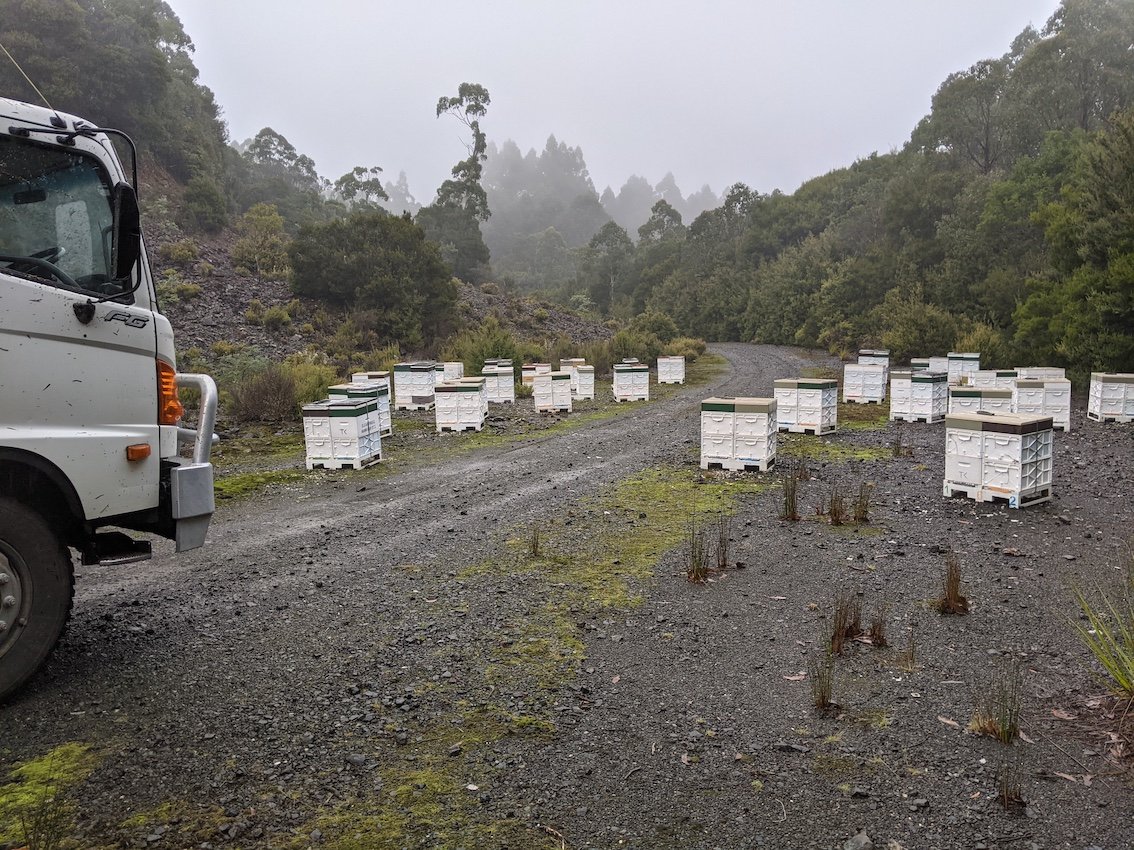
[174,282,201,300]
[515,382,534,399]
[610,329,663,365]
[441,317,521,376]
[158,239,199,266]
[282,354,338,405]
[534,308,550,322]
[232,203,290,281]
[665,336,707,361]
[211,340,241,357]
[229,363,298,422]
[480,282,500,295]
[263,305,292,331]
[195,261,215,278]
[182,174,228,233]
[578,340,614,377]
[245,299,266,325]
[629,310,679,343]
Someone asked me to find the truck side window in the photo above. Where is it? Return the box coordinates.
[0,135,126,298]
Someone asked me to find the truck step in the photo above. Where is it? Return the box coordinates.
[82,531,152,566]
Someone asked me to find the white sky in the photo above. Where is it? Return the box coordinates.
[167,0,1061,201]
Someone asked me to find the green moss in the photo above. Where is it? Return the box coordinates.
[211,427,305,470]
[778,434,890,463]
[118,800,228,844]
[213,468,307,500]
[838,401,891,431]
[0,742,98,845]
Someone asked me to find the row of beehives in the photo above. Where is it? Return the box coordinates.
[699,395,1056,509]
[300,355,688,469]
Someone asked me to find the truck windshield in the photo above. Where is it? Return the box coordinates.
[0,133,124,297]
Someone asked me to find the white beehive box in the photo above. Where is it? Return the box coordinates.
[857,349,890,370]
[889,370,912,421]
[612,363,650,401]
[944,412,1053,507]
[947,352,981,384]
[843,363,887,403]
[910,358,930,371]
[393,362,436,410]
[482,365,516,404]
[551,371,573,411]
[949,387,1013,415]
[576,365,595,400]
[329,381,392,436]
[971,370,1018,389]
[521,364,537,386]
[457,376,489,417]
[352,371,390,389]
[532,372,555,412]
[928,356,950,373]
[443,361,465,381]
[1014,378,1071,431]
[434,381,486,432]
[559,358,586,394]
[775,379,837,434]
[1087,373,1134,423]
[700,397,777,472]
[303,398,382,470]
[908,370,948,422]
[1016,366,1066,380]
[657,355,686,384]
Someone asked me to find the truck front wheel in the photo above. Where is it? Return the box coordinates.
[0,497,74,701]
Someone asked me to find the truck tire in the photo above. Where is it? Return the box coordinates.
[0,497,74,702]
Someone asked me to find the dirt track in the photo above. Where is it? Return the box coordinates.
[4,344,1132,850]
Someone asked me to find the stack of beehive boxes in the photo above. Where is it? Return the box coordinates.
[559,358,586,394]
[947,352,981,385]
[1087,373,1134,423]
[949,386,1014,415]
[699,397,777,472]
[943,411,1053,508]
[521,363,552,387]
[576,365,595,399]
[434,378,487,432]
[889,370,948,423]
[393,362,436,410]
[533,371,573,412]
[331,380,391,436]
[774,378,837,434]
[657,355,686,384]
[910,358,930,371]
[612,363,650,401]
[843,363,887,403]
[302,398,382,470]
[442,361,465,381]
[928,356,950,373]
[481,360,516,404]
[1013,377,1072,431]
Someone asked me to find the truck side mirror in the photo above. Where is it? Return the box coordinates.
[111,182,141,281]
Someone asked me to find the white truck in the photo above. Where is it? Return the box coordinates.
[0,96,217,700]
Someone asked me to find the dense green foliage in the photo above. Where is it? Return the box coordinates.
[289,211,456,349]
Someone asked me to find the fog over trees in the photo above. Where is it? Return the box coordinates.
[2,0,1132,375]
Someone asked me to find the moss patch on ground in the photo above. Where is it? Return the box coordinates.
[778,433,891,463]
[213,468,308,501]
[0,742,98,847]
[838,401,891,431]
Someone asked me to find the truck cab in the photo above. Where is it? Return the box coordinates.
[0,97,217,700]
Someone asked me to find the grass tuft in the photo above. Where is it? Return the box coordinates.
[970,659,1024,745]
[830,590,863,655]
[1071,561,1134,698]
[936,552,969,615]
[809,650,836,713]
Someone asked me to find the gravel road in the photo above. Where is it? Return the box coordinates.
[4,344,1132,850]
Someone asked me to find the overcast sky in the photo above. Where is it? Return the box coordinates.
[167,0,1061,202]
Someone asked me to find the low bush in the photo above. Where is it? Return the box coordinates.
[229,363,298,423]
[610,329,663,365]
[442,317,521,376]
[665,336,707,361]
[158,239,198,266]
[245,299,266,325]
[174,282,201,300]
[282,354,338,405]
[263,305,292,331]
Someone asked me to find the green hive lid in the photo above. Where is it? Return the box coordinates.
[890,370,912,380]
[735,397,776,413]
[551,371,571,380]
[951,389,981,397]
[948,352,981,360]
[577,365,594,373]
[799,379,836,389]
[394,363,413,371]
[912,371,948,382]
[702,397,736,412]
[996,370,1018,377]
[410,362,434,371]
[302,401,332,416]
[435,383,481,392]
[327,383,352,395]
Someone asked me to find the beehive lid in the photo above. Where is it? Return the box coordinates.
[1015,379,1046,388]
[435,382,481,392]
[353,371,390,381]
[551,371,571,380]
[327,383,353,395]
[735,397,776,413]
[911,371,948,382]
[458,377,486,386]
[701,397,736,412]
[1092,372,1134,382]
[329,399,379,415]
[980,389,1013,398]
[774,379,799,389]
[910,358,930,367]
[577,365,594,373]
[848,363,885,372]
[995,370,1018,377]
[302,400,332,415]
[948,352,981,360]
[496,359,513,367]
[799,379,837,389]
[950,389,981,397]
[890,370,913,380]
[622,357,640,363]
[394,363,413,371]
[946,411,1053,433]
[411,362,435,371]
[613,363,648,372]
